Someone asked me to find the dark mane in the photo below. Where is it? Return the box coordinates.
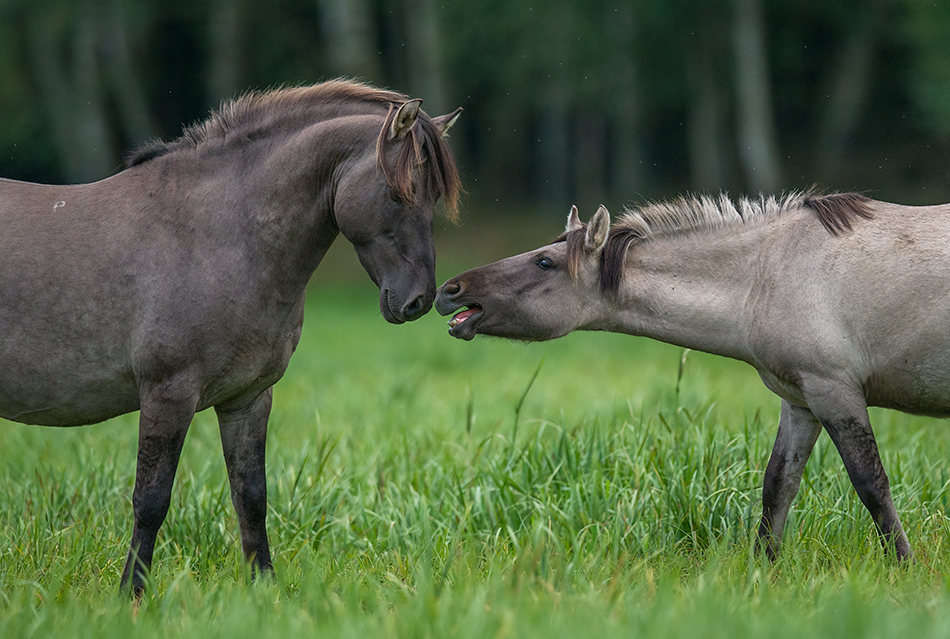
[558,226,642,297]
[126,79,460,219]
[125,80,405,167]
[557,191,874,296]
[803,192,874,234]
[376,101,461,221]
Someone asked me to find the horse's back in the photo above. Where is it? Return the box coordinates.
[832,201,950,328]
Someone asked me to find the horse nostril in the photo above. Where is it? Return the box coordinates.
[403,295,427,320]
[443,281,462,297]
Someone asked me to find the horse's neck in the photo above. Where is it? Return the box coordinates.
[610,228,764,363]
[240,132,347,295]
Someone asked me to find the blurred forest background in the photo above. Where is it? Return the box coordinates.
[2,0,950,218]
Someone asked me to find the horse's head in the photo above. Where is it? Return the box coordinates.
[435,205,613,341]
[334,100,461,324]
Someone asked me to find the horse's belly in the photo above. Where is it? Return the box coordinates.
[0,399,140,427]
[865,362,950,418]
[0,363,139,427]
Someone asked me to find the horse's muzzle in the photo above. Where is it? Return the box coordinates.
[435,281,464,315]
[381,288,433,324]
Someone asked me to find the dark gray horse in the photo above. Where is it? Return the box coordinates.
[436,192,945,562]
[0,79,461,593]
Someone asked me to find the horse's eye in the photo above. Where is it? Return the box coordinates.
[537,257,554,271]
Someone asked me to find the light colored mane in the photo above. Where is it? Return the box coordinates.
[561,190,873,296]
[615,191,812,241]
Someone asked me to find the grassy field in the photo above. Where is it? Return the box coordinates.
[2,239,950,637]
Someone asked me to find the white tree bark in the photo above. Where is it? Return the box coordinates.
[404,0,445,110]
[687,52,728,191]
[208,0,243,105]
[733,0,781,192]
[29,8,115,183]
[606,4,645,199]
[318,0,380,81]
[815,0,884,180]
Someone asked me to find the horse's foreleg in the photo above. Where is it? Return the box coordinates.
[120,385,197,596]
[215,388,273,577]
[804,381,912,561]
[757,400,822,560]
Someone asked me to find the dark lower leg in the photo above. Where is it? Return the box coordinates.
[757,401,822,560]
[121,429,189,595]
[820,416,911,560]
[217,389,273,576]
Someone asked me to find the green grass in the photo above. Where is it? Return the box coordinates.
[2,277,950,638]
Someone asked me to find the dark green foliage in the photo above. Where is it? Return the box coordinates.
[2,0,950,205]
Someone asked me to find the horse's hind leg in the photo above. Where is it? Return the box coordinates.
[215,388,274,577]
[804,380,912,561]
[757,400,822,560]
[120,384,197,596]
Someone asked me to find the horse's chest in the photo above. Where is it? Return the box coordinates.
[755,368,808,407]
[196,304,305,409]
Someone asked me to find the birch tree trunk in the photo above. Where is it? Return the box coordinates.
[29,6,115,183]
[732,0,781,192]
[404,0,445,111]
[686,51,728,191]
[534,5,572,206]
[606,4,645,199]
[101,0,156,148]
[318,0,380,81]
[814,0,885,181]
[208,0,243,105]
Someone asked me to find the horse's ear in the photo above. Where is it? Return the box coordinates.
[390,99,423,141]
[432,107,462,137]
[566,205,582,233]
[584,205,610,253]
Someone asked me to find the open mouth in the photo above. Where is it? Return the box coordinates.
[447,304,481,330]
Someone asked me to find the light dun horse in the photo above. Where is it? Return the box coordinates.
[0,80,461,593]
[436,191,950,561]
